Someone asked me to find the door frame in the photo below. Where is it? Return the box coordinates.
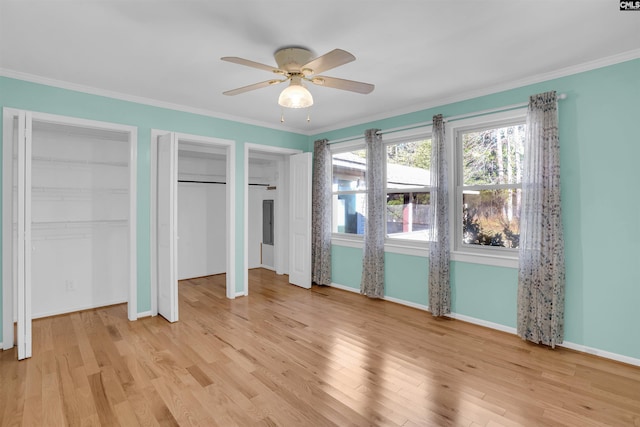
[150,130,235,316]
[2,108,138,352]
[243,143,301,296]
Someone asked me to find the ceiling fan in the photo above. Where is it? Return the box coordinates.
[221,47,374,109]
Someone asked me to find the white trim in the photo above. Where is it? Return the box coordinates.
[2,49,639,137]
[32,299,127,320]
[380,126,433,144]
[150,130,236,307]
[384,241,428,257]
[2,108,18,350]
[383,295,429,311]
[328,281,640,367]
[448,312,640,367]
[0,68,307,135]
[446,312,517,334]
[243,143,302,296]
[449,108,527,265]
[451,251,518,269]
[137,310,153,319]
[328,282,359,293]
[560,341,640,367]
[2,109,138,355]
[328,138,365,152]
[235,291,247,298]
[311,48,640,135]
[331,234,363,249]
[128,127,138,321]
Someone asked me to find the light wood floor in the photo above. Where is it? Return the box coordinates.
[1,269,639,426]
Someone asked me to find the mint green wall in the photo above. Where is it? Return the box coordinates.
[2,58,639,361]
[315,58,640,360]
[0,77,309,342]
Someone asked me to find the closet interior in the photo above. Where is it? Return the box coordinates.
[177,144,227,280]
[26,120,131,318]
[247,153,283,271]
[3,110,136,359]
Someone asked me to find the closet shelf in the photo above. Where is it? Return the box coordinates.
[30,186,128,200]
[27,155,128,168]
[31,219,128,230]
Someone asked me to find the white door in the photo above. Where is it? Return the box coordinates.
[288,152,312,288]
[17,111,32,360]
[157,133,179,322]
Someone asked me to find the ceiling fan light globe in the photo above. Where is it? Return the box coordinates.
[278,84,314,109]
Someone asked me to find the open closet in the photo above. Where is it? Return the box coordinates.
[247,153,281,271]
[243,145,311,294]
[151,131,235,323]
[2,109,137,360]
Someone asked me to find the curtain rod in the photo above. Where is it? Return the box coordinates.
[328,93,567,144]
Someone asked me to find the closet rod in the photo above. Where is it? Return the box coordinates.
[327,93,567,144]
[178,180,225,185]
[177,180,270,187]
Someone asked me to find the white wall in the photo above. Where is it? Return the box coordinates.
[248,186,276,269]
[177,152,226,279]
[30,122,130,318]
[247,159,279,270]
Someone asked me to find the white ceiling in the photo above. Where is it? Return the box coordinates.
[1,1,638,134]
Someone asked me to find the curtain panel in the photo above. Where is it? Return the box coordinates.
[360,129,385,298]
[428,114,451,316]
[311,139,332,286]
[517,91,565,348]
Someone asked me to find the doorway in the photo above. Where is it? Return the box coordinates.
[150,131,235,322]
[244,144,310,295]
[2,109,137,359]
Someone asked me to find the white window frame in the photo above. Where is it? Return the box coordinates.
[448,108,526,268]
[329,128,434,257]
[330,139,367,243]
[382,129,432,250]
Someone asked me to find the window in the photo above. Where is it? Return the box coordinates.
[332,148,366,235]
[456,117,525,251]
[385,138,432,241]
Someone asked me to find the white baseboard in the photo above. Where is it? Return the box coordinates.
[328,282,359,293]
[137,310,153,318]
[446,312,517,335]
[327,282,640,367]
[235,291,247,298]
[383,295,429,311]
[559,341,640,367]
[32,299,128,319]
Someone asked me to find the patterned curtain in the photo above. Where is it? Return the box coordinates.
[428,114,451,316]
[517,91,565,348]
[311,139,332,286]
[360,129,385,298]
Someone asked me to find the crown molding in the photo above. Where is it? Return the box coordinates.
[3,48,639,139]
[310,48,640,136]
[0,68,309,135]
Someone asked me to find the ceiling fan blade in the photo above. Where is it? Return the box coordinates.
[221,57,285,74]
[223,79,285,96]
[301,49,355,75]
[309,76,374,94]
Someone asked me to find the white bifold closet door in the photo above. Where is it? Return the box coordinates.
[2,109,136,360]
[156,133,178,322]
[288,152,312,289]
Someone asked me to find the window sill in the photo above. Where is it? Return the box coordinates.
[451,251,518,269]
[331,235,518,268]
[331,234,428,257]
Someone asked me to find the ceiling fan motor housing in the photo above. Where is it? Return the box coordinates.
[274,47,314,73]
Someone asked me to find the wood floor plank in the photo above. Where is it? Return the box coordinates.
[2,268,640,426]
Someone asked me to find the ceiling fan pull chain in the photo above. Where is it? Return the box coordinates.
[280,109,285,123]
[307,110,311,123]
